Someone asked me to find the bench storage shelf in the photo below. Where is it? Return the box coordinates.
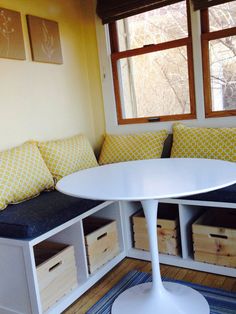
[124,198,236,279]
[83,216,120,274]
[0,199,125,314]
[192,209,236,268]
[132,203,180,256]
[34,241,78,312]
[0,183,236,313]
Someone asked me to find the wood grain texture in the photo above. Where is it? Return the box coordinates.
[35,244,77,312]
[193,209,236,267]
[63,258,236,314]
[84,218,119,273]
[132,211,179,255]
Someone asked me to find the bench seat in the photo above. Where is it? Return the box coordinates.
[0,191,103,239]
[0,183,235,240]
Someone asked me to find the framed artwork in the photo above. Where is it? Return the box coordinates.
[27,15,63,64]
[0,8,26,60]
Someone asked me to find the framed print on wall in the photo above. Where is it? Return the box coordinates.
[0,8,26,60]
[27,15,63,64]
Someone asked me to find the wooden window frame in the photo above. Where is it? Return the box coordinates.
[201,8,236,118]
[109,0,196,125]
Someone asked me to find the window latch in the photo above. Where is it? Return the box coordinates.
[148,117,160,122]
[143,44,155,48]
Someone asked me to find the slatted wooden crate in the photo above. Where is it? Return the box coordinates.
[83,216,119,273]
[132,203,180,256]
[34,241,78,312]
[192,209,236,268]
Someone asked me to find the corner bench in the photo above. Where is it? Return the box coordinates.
[0,182,236,314]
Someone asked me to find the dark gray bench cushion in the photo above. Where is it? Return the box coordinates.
[0,180,235,240]
[181,183,236,203]
[0,191,103,239]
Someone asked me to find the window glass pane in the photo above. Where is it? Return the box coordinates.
[209,2,236,32]
[118,46,190,118]
[209,36,236,111]
[117,1,187,51]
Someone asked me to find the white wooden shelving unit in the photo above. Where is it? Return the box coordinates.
[0,201,126,314]
[123,199,236,277]
[0,198,235,314]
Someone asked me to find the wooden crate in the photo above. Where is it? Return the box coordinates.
[192,209,236,268]
[83,216,119,273]
[132,203,180,256]
[34,241,78,312]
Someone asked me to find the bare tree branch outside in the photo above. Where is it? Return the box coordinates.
[116,1,236,119]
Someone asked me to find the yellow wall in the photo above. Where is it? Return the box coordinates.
[0,0,105,152]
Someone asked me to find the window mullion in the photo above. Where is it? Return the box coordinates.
[202,27,236,41]
[201,38,212,116]
[187,41,196,116]
[111,37,190,61]
[109,22,119,53]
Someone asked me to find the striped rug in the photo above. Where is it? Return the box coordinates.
[86,270,236,314]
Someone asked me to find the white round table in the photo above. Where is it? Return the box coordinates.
[56,158,236,314]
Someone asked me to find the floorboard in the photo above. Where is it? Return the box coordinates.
[63,258,236,314]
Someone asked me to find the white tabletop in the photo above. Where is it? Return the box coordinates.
[56,158,236,201]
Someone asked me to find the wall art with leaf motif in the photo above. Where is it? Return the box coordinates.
[27,15,63,64]
[0,7,26,60]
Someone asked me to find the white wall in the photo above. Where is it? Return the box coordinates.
[95,3,236,135]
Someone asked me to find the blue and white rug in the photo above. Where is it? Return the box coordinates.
[86,270,236,314]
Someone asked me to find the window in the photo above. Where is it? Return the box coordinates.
[109,0,196,124]
[201,1,236,117]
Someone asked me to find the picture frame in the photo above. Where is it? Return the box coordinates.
[0,7,26,60]
[27,15,63,64]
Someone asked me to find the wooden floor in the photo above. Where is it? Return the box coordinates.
[64,258,236,314]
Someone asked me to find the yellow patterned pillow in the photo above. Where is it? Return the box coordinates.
[99,130,168,165]
[38,134,98,182]
[0,142,54,210]
[171,123,236,162]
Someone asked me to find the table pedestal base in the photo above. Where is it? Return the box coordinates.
[111,282,210,314]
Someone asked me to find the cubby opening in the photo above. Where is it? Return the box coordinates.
[83,216,120,273]
[33,241,78,312]
[131,203,181,256]
[192,208,236,268]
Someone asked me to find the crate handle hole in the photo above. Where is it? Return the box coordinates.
[209,234,228,239]
[97,232,107,240]
[49,261,62,272]
[157,224,162,228]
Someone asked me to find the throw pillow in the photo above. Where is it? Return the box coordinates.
[0,142,54,210]
[99,130,168,165]
[171,123,236,162]
[38,134,98,182]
